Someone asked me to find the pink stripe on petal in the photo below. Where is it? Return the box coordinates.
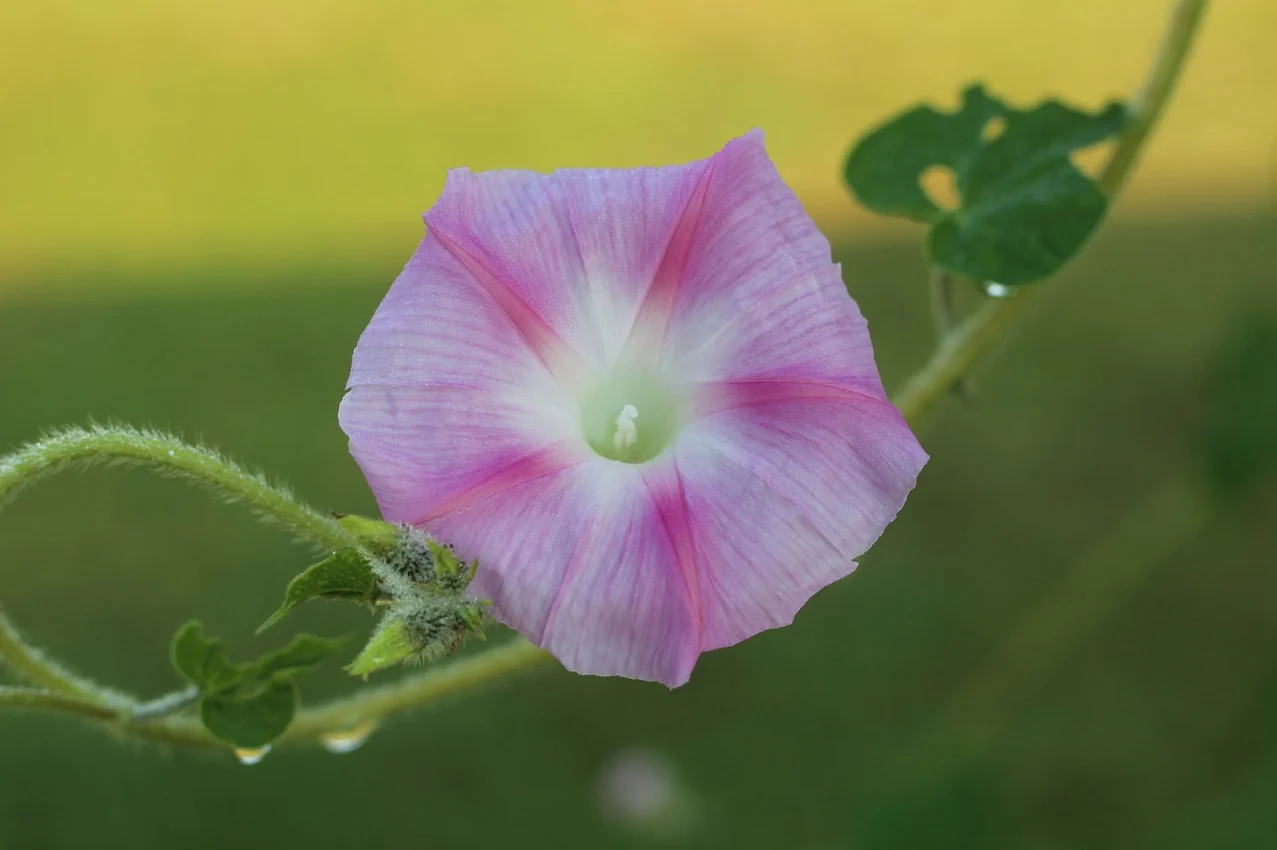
[435,460,702,687]
[430,228,590,386]
[666,265,887,393]
[674,396,926,650]
[348,234,557,393]
[415,438,588,524]
[691,377,896,420]
[425,168,600,378]
[674,430,855,651]
[553,162,709,364]
[339,383,582,525]
[538,460,701,687]
[684,395,925,581]
[621,160,716,352]
[639,462,704,634]
[428,462,607,648]
[660,132,837,365]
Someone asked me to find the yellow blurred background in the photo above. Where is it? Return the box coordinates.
[1,0,1274,290]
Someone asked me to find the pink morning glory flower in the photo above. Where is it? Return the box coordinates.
[339,131,927,687]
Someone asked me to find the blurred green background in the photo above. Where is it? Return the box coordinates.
[2,1,1276,848]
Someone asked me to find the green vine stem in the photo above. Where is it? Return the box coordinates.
[0,604,136,710]
[1096,0,1209,198]
[0,426,357,552]
[0,0,1208,754]
[0,685,122,720]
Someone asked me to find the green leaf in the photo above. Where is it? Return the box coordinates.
[247,633,348,680]
[257,549,380,633]
[170,621,243,693]
[845,83,1128,285]
[169,621,346,748]
[345,618,418,679]
[200,678,298,749]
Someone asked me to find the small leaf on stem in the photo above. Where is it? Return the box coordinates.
[171,621,244,693]
[257,549,380,633]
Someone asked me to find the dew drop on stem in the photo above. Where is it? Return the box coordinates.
[233,744,271,765]
[320,720,378,754]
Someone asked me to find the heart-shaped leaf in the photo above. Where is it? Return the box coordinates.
[845,83,1128,285]
[168,621,346,748]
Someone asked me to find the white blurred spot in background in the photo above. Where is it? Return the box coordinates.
[597,747,698,840]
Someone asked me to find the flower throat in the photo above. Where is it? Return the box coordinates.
[580,368,682,464]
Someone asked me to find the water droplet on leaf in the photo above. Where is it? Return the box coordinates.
[233,744,272,765]
[320,720,378,754]
[984,282,1012,298]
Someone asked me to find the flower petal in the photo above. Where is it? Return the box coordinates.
[347,233,557,393]
[339,384,586,525]
[425,169,592,384]
[552,163,710,364]
[429,459,702,687]
[676,396,927,650]
[427,161,713,372]
[341,234,587,523]
[669,265,887,395]
[629,130,835,357]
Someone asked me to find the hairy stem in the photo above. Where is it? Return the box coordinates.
[0,426,359,710]
[0,426,356,552]
[0,607,133,708]
[0,685,122,721]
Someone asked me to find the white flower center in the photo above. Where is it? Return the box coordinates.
[579,367,683,464]
[612,404,640,452]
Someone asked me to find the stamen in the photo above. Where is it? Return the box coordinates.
[613,404,639,452]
